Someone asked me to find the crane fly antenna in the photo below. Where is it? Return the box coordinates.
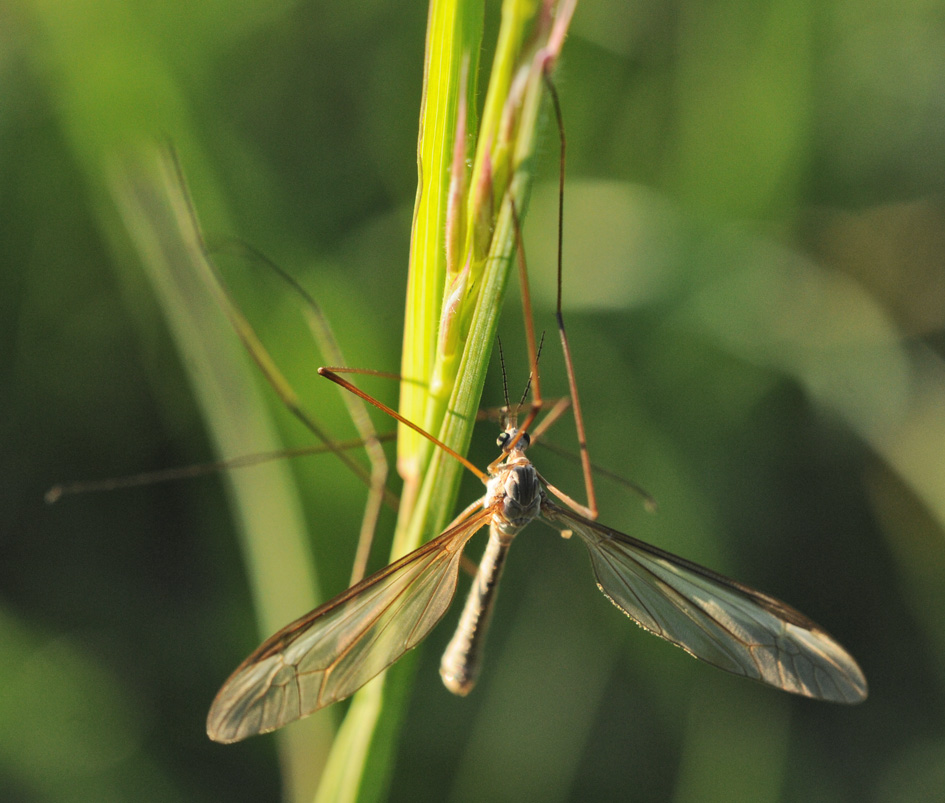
[497,336,512,414]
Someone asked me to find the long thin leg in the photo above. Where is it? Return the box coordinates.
[542,70,598,519]
[168,153,384,512]
[272,264,388,585]
[318,367,487,482]
[529,396,656,514]
[45,435,396,503]
[527,396,572,444]
[506,199,543,443]
[535,439,657,512]
[208,238,393,585]
[476,395,568,427]
[317,368,490,583]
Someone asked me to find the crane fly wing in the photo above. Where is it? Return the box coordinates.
[541,502,867,704]
[207,508,493,743]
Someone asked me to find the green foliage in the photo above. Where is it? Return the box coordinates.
[5,0,945,801]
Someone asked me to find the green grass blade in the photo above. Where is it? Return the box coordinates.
[315,2,579,801]
[397,0,486,484]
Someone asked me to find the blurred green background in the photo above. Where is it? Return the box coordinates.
[4,0,945,800]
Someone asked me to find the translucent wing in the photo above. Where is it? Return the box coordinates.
[542,502,867,703]
[207,508,493,743]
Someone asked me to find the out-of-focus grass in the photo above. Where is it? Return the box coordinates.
[5,0,945,801]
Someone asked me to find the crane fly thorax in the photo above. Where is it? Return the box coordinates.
[486,458,542,538]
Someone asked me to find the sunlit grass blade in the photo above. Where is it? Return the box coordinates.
[315,1,578,801]
[397,0,485,487]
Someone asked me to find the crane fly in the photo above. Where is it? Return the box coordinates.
[206,364,868,744]
[206,77,867,745]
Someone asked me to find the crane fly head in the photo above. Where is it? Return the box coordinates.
[496,424,531,457]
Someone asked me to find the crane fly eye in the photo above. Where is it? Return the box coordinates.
[496,430,529,451]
